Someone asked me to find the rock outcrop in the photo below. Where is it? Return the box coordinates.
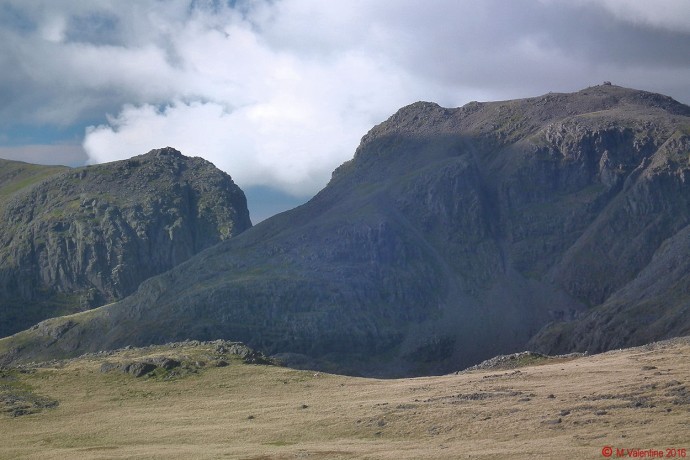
[0,148,251,336]
[2,86,689,376]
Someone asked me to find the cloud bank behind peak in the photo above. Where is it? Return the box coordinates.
[1,0,689,198]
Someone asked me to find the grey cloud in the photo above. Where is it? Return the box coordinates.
[2,0,688,126]
[64,11,121,46]
[251,0,690,105]
[358,0,690,103]
[0,144,88,166]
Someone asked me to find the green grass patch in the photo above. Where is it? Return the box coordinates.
[0,369,59,417]
[264,440,298,447]
[0,163,68,200]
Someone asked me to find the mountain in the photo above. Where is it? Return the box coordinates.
[0,147,251,337]
[2,85,689,376]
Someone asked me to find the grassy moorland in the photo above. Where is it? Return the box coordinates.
[1,338,688,459]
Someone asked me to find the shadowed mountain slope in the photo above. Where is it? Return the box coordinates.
[0,148,251,336]
[2,85,690,376]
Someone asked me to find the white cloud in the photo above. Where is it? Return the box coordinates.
[2,0,690,199]
[78,1,459,195]
[83,48,429,195]
[74,1,521,195]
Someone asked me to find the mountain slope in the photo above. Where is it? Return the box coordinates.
[0,148,251,336]
[2,85,690,376]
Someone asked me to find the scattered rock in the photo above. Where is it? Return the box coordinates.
[123,362,157,378]
[97,342,277,379]
[148,357,181,370]
[100,362,120,374]
[464,352,547,371]
[100,360,164,377]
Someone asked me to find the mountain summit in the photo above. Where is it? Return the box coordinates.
[0,148,251,336]
[2,85,689,376]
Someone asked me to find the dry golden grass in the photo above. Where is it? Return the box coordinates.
[1,339,689,459]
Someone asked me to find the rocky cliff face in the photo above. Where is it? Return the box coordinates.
[0,148,251,336]
[2,86,689,376]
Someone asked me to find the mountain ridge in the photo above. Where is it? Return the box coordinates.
[2,85,689,376]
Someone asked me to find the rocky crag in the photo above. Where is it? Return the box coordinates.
[0,148,251,336]
[2,85,689,376]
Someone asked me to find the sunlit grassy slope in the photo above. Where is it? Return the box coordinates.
[1,338,688,459]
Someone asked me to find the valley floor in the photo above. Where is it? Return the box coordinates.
[1,338,689,459]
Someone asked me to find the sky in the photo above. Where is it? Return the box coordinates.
[1,0,689,222]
